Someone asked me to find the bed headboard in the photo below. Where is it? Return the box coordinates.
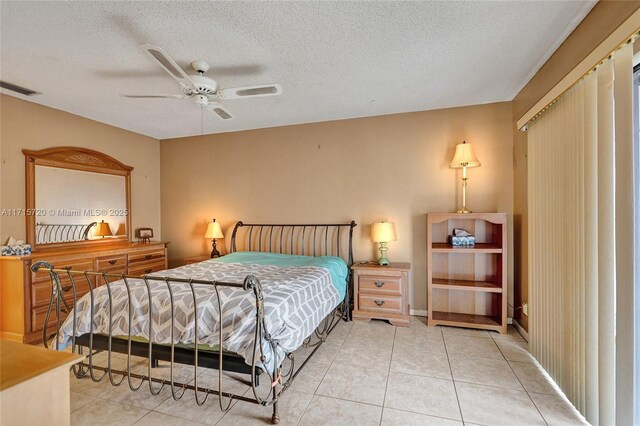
[36,222,97,244]
[230,221,357,266]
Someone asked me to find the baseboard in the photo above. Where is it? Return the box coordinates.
[410,309,428,317]
[512,319,529,342]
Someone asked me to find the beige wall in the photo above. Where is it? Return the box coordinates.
[0,94,161,243]
[161,102,514,312]
[511,0,640,331]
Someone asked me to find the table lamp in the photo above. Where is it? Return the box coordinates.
[205,218,224,258]
[450,140,481,213]
[371,221,397,266]
[94,220,113,238]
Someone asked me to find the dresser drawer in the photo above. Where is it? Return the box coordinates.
[94,266,127,287]
[32,304,69,334]
[358,275,402,295]
[32,278,92,309]
[358,294,402,314]
[31,258,95,284]
[96,254,127,270]
[128,260,166,276]
[128,249,166,266]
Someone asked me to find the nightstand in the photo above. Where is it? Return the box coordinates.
[182,254,213,266]
[351,261,411,327]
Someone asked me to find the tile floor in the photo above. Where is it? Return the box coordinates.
[69,317,589,426]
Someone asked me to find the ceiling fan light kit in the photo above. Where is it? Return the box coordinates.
[122,44,282,121]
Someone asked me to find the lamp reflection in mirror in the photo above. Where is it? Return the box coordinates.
[450,140,481,213]
[205,218,224,258]
[371,221,397,266]
[94,220,113,238]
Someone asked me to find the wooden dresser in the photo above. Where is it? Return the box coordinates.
[0,241,168,343]
[351,262,411,327]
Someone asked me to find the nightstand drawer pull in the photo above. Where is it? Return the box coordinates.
[374,300,385,306]
[374,281,385,287]
[144,268,153,274]
[145,254,153,260]
[108,259,118,265]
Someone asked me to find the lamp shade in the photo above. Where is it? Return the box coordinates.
[205,219,224,239]
[371,222,397,243]
[94,220,113,237]
[450,141,481,168]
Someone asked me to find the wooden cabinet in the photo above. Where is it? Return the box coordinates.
[1,340,83,425]
[0,241,168,343]
[427,212,507,334]
[352,262,411,327]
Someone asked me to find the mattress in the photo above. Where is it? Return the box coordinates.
[55,252,348,372]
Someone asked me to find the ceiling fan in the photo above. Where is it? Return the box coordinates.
[122,44,282,120]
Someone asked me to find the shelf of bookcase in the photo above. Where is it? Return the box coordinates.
[432,278,502,293]
[431,243,503,253]
[431,311,502,330]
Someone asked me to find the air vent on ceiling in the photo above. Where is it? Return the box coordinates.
[0,81,40,96]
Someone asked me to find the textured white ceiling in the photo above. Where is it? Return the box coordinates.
[0,1,594,139]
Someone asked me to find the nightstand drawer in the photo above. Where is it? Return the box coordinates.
[359,275,402,295]
[358,294,402,313]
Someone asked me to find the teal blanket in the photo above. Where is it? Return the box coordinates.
[214,252,348,299]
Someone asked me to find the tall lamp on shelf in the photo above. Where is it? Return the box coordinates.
[205,218,224,258]
[371,221,397,266]
[450,140,481,213]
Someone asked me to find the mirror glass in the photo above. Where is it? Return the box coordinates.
[34,165,128,244]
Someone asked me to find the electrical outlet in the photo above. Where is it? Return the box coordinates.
[523,303,529,316]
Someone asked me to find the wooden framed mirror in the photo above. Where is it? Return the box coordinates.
[23,147,133,248]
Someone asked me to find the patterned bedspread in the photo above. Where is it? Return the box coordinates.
[56,259,343,372]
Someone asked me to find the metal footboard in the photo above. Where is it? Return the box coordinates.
[33,262,346,424]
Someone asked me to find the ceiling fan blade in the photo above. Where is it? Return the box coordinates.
[219,84,282,100]
[207,103,233,120]
[142,43,195,88]
[121,94,188,99]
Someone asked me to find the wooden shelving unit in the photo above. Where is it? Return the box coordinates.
[427,212,507,334]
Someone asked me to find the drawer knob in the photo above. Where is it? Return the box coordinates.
[145,254,153,260]
[144,268,153,274]
[62,266,72,271]
[374,300,385,306]
[108,259,118,265]
[374,281,385,287]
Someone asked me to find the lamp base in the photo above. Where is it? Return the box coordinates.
[378,242,390,266]
[456,208,472,214]
[378,256,390,266]
[210,239,221,258]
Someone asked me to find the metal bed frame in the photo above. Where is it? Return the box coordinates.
[36,222,96,244]
[36,220,356,424]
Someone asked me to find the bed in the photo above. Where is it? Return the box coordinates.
[35,220,356,424]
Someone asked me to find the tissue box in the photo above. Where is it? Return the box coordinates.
[448,235,475,246]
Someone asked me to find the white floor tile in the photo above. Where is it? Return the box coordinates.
[316,360,388,405]
[381,408,463,426]
[449,355,522,389]
[71,399,149,426]
[384,371,461,420]
[529,391,589,426]
[298,395,382,426]
[456,382,545,426]
[391,344,452,379]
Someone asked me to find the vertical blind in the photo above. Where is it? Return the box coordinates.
[527,42,634,425]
